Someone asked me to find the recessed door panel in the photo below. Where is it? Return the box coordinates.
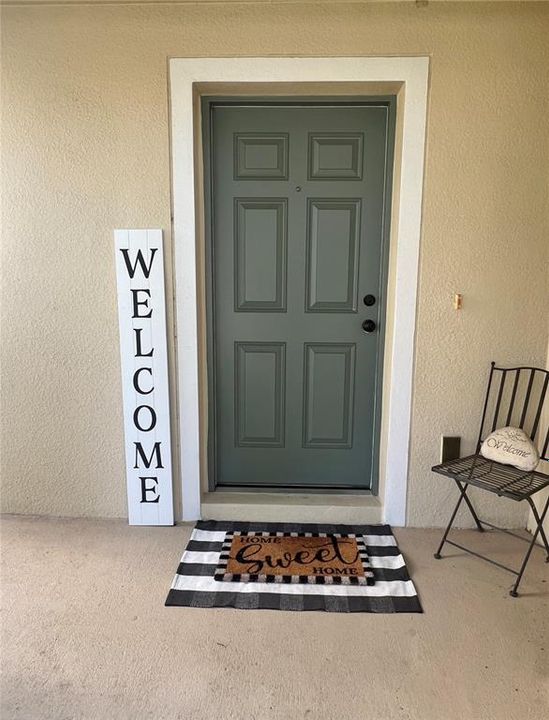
[308,133,364,180]
[303,343,356,448]
[234,133,289,180]
[208,101,393,489]
[306,199,360,312]
[235,342,286,447]
[234,199,287,312]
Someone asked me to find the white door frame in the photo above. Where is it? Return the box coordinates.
[169,56,429,525]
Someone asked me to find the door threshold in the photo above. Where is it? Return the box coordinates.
[201,491,382,524]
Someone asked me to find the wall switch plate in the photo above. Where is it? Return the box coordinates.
[441,436,461,463]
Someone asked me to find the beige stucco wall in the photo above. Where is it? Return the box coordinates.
[527,338,549,539]
[1,1,548,526]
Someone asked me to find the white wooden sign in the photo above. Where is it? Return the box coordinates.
[114,229,174,525]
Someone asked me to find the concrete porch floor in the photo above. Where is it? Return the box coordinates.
[1,515,547,720]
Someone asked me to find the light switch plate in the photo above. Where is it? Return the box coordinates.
[441,436,461,463]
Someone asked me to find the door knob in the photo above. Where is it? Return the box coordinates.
[362,319,377,334]
[363,294,376,307]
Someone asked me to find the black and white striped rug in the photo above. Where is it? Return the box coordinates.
[165,521,422,613]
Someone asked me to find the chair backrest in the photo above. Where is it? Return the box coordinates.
[477,362,549,460]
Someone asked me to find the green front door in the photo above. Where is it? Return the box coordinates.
[206,101,394,490]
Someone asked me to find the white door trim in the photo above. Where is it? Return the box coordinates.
[169,56,429,525]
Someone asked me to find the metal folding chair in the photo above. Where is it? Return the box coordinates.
[432,362,549,596]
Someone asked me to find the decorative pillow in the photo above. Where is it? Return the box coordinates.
[480,426,539,472]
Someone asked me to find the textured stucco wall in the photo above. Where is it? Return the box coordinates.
[1,2,548,526]
[527,336,549,538]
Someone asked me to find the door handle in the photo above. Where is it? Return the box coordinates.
[362,319,377,334]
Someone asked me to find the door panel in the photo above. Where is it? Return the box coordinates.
[234,199,287,311]
[234,133,289,180]
[308,133,364,180]
[303,343,356,449]
[306,199,361,312]
[208,102,393,489]
[235,342,286,447]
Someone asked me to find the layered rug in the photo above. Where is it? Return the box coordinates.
[165,521,422,613]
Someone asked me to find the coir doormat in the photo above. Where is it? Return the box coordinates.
[214,531,374,585]
[165,521,422,613]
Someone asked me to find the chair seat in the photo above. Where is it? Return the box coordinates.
[432,454,549,502]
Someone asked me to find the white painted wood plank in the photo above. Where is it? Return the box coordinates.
[114,229,174,525]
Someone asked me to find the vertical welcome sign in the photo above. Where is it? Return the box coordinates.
[114,229,174,525]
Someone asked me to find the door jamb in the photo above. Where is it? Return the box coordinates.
[169,57,430,525]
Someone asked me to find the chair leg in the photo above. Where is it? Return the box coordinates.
[510,495,549,597]
[434,481,480,558]
[526,496,549,561]
[457,480,484,532]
